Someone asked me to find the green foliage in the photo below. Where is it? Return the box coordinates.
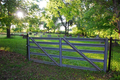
[0,0,29,37]
[0,0,42,37]
[0,28,6,33]
[46,0,120,37]
[41,10,61,33]
[43,22,50,32]
[12,27,20,32]
[83,3,114,31]
[72,27,78,35]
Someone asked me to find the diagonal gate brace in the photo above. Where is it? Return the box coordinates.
[30,37,59,66]
[63,38,101,71]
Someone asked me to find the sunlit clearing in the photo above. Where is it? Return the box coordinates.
[17,11,23,18]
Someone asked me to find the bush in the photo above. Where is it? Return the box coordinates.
[55,30,60,34]
[59,31,65,34]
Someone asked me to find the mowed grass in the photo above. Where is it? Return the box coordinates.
[0,33,120,80]
[0,35,27,55]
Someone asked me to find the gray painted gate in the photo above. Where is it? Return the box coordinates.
[27,37,108,72]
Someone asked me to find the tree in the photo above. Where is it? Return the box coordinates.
[0,0,24,38]
[58,11,74,35]
[25,16,41,32]
[108,0,120,38]
[43,22,50,32]
[41,10,61,33]
[23,1,41,32]
[0,0,41,37]
[83,0,120,37]
[46,0,76,35]
[46,0,120,38]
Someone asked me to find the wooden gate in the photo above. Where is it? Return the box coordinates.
[27,36,108,72]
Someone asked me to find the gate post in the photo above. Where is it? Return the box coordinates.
[103,38,108,72]
[107,37,112,72]
[27,33,30,60]
[59,38,62,67]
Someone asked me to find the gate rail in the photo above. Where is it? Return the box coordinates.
[27,36,108,72]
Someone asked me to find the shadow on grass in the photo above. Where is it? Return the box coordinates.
[0,50,120,80]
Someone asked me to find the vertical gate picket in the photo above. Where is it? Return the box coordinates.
[27,33,30,60]
[103,38,108,72]
[59,38,62,67]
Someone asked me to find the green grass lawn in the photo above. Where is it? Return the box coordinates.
[0,34,120,80]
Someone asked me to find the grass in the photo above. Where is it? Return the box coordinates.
[0,33,120,80]
[0,36,26,55]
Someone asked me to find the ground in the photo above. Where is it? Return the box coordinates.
[0,34,120,80]
[0,50,120,80]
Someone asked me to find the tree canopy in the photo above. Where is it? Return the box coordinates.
[45,0,120,37]
[0,0,41,37]
[0,0,120,38]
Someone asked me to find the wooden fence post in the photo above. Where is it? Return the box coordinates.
[107,37,112,72]
[103,38,108,72]
[27,33,30,60]
[59,38,62,67]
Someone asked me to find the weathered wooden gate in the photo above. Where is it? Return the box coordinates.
[27,36,108,72]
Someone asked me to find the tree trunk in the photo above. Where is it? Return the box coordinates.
[7,2,11,38]
[65,26,67,36]
[117,21,120,39]
[48,28,49,32]
[54,28,55,33]
[7,28,11,38]
[58,11,67,36]
[68,23,69,35]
